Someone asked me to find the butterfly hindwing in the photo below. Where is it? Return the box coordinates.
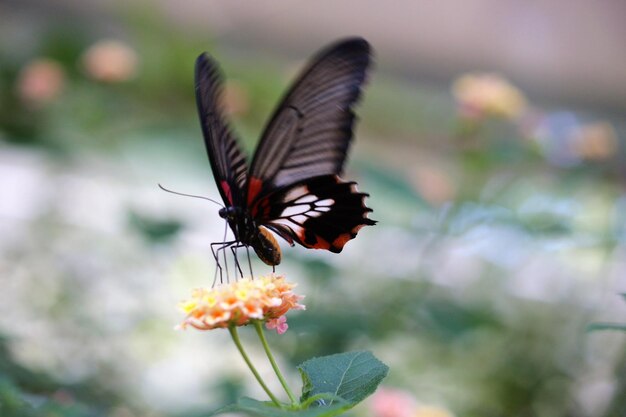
[195,53,248,207]
[252,175,376,253]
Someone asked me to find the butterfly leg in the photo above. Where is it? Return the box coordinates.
[245,246,253,279]
[210,241,224,283]
[230,243,254,278]
[211,240,237,284]
[230,245,244,278]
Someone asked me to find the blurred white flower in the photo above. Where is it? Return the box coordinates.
[81,39,138,82]
[16,58,65,106]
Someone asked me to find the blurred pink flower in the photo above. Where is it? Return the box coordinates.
[371,388,455,417]
[371,387,417,417]
[452,73,527,120]
[81,39,138,82]
[16,58,65,106]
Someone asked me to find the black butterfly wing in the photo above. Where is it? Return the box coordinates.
[251,175,375,252]
[246,37,371,202]
[195,53,248,208]
[246,38,375,252]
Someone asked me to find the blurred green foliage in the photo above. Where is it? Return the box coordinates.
[0,336,120,417]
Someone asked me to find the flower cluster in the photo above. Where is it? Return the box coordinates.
[15,39,138,107]
[178,275,305,334]
[81,39,138,83]
[16,59,65,106]
[452,73,527,120]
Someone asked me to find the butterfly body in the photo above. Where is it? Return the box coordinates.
[218,206,282,265]
[196,38,376,272]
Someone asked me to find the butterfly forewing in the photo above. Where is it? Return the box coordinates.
[246,38,371,204]
[195,54,248,207]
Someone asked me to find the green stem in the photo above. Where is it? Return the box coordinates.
[228,326,282,407]
[253,320,299,406]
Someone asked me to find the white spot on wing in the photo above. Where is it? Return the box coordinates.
[317,199,334,207]
[292,215,308,224]
[296,195,317,204]
[283,186,309,202]
[282,204,309,217]
[272,218,305,239]
[281,195,334,220]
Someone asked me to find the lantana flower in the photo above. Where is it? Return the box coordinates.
[452,73,527,120]
[16,58,65,106]
[178,275,305,333]
[81,39,138,83]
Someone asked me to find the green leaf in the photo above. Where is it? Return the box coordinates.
[208,397,351,417]
[298,351,389,407]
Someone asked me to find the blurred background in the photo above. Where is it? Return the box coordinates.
[1,1,625,416]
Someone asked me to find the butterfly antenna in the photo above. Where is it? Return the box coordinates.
[158,184,223,207]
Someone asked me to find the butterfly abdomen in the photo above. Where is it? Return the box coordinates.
[252,226,282,266]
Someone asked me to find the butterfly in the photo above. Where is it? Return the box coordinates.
[195,37,376,272]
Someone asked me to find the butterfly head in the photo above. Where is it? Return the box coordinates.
[218,206,239,221]
[219,205,251,238]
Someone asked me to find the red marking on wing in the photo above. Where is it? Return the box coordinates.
[247,176,263,206]
[311,237,331,250]
[331,224,367,251]
[220,180,233,205]
[332,233,352,249]
[296,228,331,250]
[250,199,262,218]
[257,199,271,218]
